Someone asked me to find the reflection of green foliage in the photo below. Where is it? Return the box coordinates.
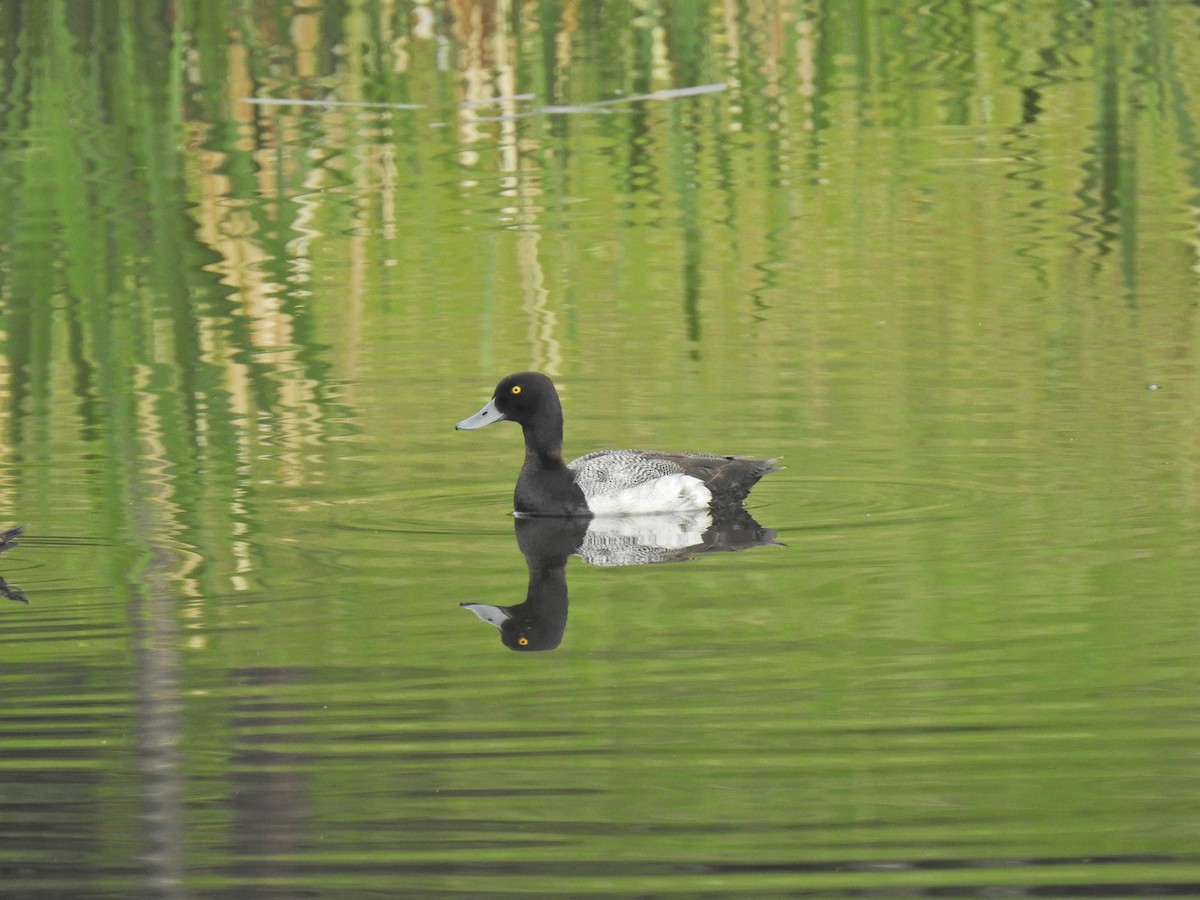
[0,3,352,548]
[0,2,1192,520]
[0,0,1194,557]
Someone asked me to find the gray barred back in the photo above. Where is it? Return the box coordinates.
[568,450,684,497]
[568,449,778,506]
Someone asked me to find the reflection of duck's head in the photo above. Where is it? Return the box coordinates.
[460,516,589,652]
[461,601,561,651]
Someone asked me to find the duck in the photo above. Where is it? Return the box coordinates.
[456,372,778,517]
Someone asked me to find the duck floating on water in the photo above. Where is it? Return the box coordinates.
[456,372,778,517]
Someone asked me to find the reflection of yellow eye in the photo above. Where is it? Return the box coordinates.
[518,636,529,646]
[511,385,522,395]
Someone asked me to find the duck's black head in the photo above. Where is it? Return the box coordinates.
[458,372,587,514]
[456,371,562,432]
[491,372,559,427]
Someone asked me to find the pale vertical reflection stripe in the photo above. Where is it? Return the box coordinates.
[197,305,257,592]
[493,0,521,171]
[454,0,525,151]
[0,355,10,511]
[343,157,370,394]
[518,231,562,376]
[192,145,330,489]
[286,150,331,263]
[131,364,202,598]
[471,0,560,375]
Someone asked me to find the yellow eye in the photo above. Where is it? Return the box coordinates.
[511,385,522,395]
[518,636,529,646]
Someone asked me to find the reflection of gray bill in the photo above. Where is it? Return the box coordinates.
[455,397,505,431]
[0,576,28,604]
[460,603,511,629]
[0,525,25,553]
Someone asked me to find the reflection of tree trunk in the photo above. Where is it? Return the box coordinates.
[130,540,186,900]
[228,667,310,894]
[129,378,189,899]
[129,435,309,896]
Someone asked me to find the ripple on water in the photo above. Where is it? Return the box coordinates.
[343,483,517,538]
[338,473,1017,542]
[754,474,1021,534]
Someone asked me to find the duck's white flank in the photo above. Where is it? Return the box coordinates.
[568,450,712,515]
[582,473,712,515]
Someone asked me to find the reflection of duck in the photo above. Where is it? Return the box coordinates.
[579,505,778,566]
[461,510,777,651]
[457,372,778,517]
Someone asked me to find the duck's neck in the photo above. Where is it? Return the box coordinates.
[514,400,589,517]
[522,410,567,469]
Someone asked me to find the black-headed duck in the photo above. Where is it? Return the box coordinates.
[457,372,777,517]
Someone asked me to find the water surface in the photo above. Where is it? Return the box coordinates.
[1,2,1199,897]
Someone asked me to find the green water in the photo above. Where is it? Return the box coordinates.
[2,1,1199,896]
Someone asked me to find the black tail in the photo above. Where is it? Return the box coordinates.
[670,454,781,506]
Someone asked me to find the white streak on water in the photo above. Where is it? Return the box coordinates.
[243,83,725,116]
[240,97,425,110]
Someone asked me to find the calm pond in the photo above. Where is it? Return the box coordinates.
[2,2,1199,897]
